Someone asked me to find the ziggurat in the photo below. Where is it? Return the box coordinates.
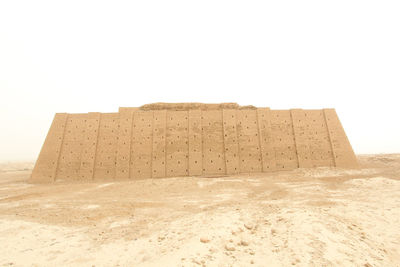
[31,103,359,183]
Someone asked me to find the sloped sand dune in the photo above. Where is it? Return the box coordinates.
[0,155,399,266]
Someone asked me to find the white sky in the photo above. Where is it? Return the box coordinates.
[0,0,399,161]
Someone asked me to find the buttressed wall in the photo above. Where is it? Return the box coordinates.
[31,103,359,183]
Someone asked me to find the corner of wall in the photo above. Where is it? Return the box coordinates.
[30,113,68,183]
[324,109,359,168]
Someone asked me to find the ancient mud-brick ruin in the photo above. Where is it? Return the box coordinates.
[31,103,359,182]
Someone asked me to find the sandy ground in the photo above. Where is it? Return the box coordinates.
[0,155,399,267]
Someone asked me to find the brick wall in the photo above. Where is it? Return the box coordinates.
[30,106,359,182]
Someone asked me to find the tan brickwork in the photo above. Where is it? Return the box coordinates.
[237,110,262,173]
[305,110,335,167]
[130,111,153,179]
[201,110,226,175]
[324,109,359,168]
[166,111,189,177]
[152,110,167,178]
[93,113,119,180]
[188,110,203,176]
[257,108,277,172]
[115,108,136,179]
[270,110,299,170]
[222,109,240,174]
[30,103,359,182]
[78,112,101,180]
[31,113,68,182]
[56,114,88,181]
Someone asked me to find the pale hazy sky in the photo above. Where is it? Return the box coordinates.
[1,1,399,161]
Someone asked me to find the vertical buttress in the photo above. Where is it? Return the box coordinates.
[257,108,277,172]
[78,112,101,180]
[291,109,313,168]
[116,108,135,179]
[152,110,167,178]
[222,109,240,174]
[188,110,203,176]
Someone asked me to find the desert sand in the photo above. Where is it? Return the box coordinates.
[0,155,399,267]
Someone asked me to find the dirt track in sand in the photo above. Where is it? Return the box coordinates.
[0,155,399,266]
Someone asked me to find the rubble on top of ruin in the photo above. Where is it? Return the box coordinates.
[139,102,257,111]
